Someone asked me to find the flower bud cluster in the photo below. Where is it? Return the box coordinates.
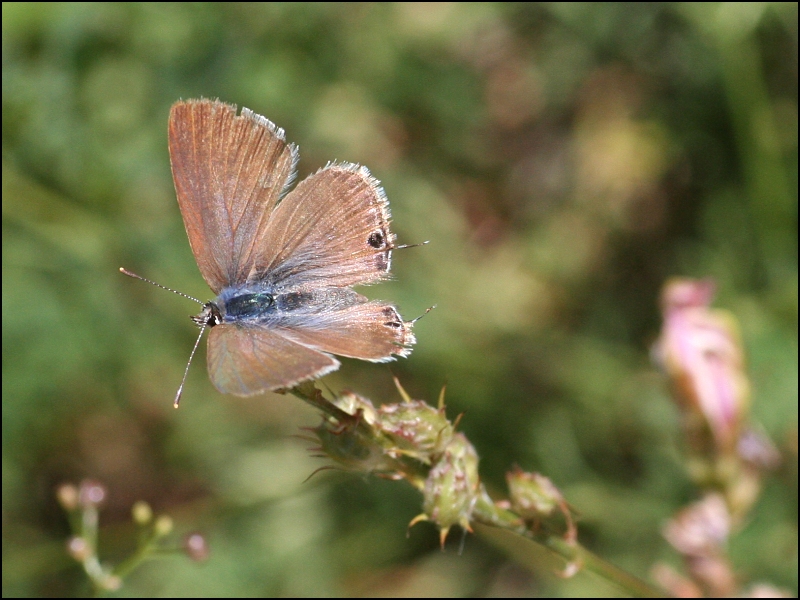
[651,278,789,597]
[56,479,207,592]
[311,386,580,548]
[653,278,780,520]
[311,387,483,544]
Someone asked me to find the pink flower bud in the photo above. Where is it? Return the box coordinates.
[78,480,107,509]
[67,536,91,562]
[663,494,737,597]
[183,532,210,562]
[663,493,730,557]
[654,278,750,454]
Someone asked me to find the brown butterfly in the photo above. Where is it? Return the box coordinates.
[160,99,415,402]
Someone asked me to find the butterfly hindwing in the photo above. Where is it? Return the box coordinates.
[207,323,339,396]
[278,302,415,361]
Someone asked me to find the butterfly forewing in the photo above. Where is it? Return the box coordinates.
[169,99,297,294]
[254,164,395,290]
[207,324,340,396]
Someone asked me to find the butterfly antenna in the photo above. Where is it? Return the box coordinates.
[392,240,429,250]
[173,322,208,408]
[410,305,436,324]
[119,268,204,306]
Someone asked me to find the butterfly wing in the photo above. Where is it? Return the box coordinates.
[168,99,298,294]
[249,164,415,362]
[253,163,395,290]
[273,289,415,361]
[279,305,414,360]
[207,324,339,396]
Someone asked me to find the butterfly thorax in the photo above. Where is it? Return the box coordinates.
[222,291,276,319]
[205,286,327,326]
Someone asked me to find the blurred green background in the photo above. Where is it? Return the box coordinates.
[3,2,796,596]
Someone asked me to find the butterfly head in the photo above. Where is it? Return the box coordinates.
[191,301,223,329]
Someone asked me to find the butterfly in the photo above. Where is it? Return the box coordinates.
[160,99,415,403]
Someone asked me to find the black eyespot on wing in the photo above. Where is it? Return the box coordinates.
[368,230,386,249]
[382,306,403,328]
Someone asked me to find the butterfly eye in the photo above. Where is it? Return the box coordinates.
[367,230,386,249]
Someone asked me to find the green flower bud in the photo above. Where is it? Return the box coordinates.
[154,515,173,537]
[332,391,379,425]
[378,401,455,463]
[505,468,577,542]
[506,468,562,519]
[313,416,396,474]
[131,501,153,525]
[419,433,480,545]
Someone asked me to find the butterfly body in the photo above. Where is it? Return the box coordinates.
[168,99,414,397]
